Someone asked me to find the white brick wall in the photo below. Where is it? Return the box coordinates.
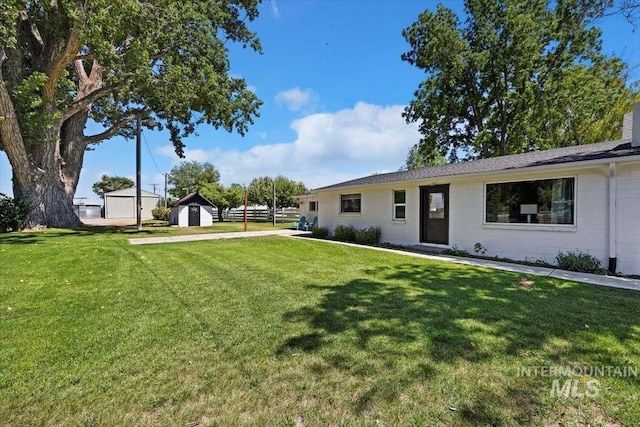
[317,160,640,275]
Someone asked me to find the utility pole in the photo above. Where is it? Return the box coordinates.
[136,115,142,231]
[243,188,248,232]
[164,173,168,208]
[273,182,276,226]
[149,183,159,194]
[135,113,155,231]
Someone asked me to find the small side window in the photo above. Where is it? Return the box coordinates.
[340,194,361,213]
[393,190,406,220]
[309,201,317,211]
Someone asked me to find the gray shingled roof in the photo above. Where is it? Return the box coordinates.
[314,140,640,191]
[171,192,216,207]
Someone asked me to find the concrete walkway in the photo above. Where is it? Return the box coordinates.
[129,230,640,292]
[129,229,308,245]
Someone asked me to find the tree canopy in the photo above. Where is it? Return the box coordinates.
[167,161,221,199]
[247,176,307,209]
[199,182,244,222]
[402,0,636,164]
[403,145,446,170]
[0,1,261,228]
[91,175,134,199]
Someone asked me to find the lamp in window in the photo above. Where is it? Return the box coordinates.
[520,204,538,223]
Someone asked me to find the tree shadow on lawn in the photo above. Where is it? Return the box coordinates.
[277,262,640,422]
[0,226,161,244]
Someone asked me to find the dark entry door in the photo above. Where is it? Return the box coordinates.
[188,206,200,226]
[420,185,449,245]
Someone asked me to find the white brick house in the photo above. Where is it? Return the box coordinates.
[311,105,640,275]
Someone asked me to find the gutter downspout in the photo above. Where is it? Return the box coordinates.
[608,162,617,274]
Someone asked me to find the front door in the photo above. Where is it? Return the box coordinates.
[420,185,449,245]
[188,205,201,226]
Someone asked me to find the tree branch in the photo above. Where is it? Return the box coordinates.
[18,10,45,57]
[74,59,88,82]
[58,82,125,123]
[83,114,137,144]
[42,29,81,102]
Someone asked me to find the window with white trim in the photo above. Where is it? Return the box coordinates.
[309,201,318,212]
[340,194,361,213]
[485,177,575,225]
[393,190,406,220]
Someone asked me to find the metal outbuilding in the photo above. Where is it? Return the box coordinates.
[104,187,160,219]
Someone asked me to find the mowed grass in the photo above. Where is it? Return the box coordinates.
[1,229,639,426]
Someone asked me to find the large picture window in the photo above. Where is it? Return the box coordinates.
[485,177,575,225]
[340,194,361,213]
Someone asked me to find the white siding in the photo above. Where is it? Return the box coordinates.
[299,194,319,221]
[105,196,134,219]
[105,195,158,219]
[173,204,215,227]
[616,163,640,274]
[201,206,214,226]
[316,161,640,275]
[177,205,189,226]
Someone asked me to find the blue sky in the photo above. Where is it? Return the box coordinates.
[1,0,638,203]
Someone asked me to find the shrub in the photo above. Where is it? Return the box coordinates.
[555,250,603,274]
[474,242,486,255]
[333,224,356,242]
[354,226,382,245]
[443,245,471,257]
[311,226,329,239]
[0,193,31,232]
[152,207,171,221]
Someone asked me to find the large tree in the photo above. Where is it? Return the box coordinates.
[247,175,307,209]
[0,1,261,228]
[402,0,636,164]
[91,174,133,199]
[199,182,243,222]
[167,161,220,199]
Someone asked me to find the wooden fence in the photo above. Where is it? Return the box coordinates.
[222,207,300,223]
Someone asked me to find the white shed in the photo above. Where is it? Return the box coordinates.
[170,192,217,227]
[104,187,160,219]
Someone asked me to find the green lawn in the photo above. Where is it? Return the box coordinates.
[1,228,639,426]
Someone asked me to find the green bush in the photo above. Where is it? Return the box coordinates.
[151,207,171,221]
[311,226,329,239]
[443,245,471,257]
[0,193,31,232]
[354,226,382,245]
[333,224,356,242]
[555,250,603,274]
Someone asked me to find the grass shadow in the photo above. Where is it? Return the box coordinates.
[277,261,640,419]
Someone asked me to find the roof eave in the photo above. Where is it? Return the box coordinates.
[313,153,640,193]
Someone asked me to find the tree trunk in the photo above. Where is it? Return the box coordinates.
[217,208,224,222]
[1,48,100,229]
[1,80,82,228]
[13,168,80,229]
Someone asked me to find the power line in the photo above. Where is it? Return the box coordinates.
[142,130,163,174]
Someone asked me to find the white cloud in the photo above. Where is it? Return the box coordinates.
[275,87,318,111]
[269,0,280,18]
[156,102,419,190]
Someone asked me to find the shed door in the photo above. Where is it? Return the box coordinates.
[188,206,201,226]
[420,185,449,245]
